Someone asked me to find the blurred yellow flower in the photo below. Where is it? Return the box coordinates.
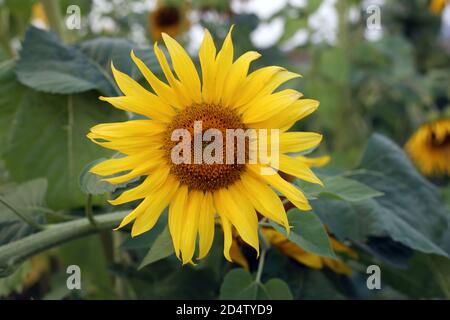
[405,119,450,176]
[430,0,448,14]
[88,27,322,264]
[149,1,188,41]
[231,228,356,275]
[31,3,48,27]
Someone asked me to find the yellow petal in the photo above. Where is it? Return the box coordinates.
[233,66,283,108]
[249,99,319,131]
[87,132,163,154]
[131,176,180,237]
[213,26,234,104]
[199,29,217,104]
[213,186,259,255]
[279,132,323,153]
[179,190,202,264]
[279,154,323,186]
[99,95,174,123]
[114,196,150,230]
[229,238,249,269]
[235,68,300,111]
[162,33,202,103]
[89,150,161,176]
[222,51,261,107]
[102,155,164,184]
[296,155,331,168]
[153,42,191,106]
[248,164,311,211]
[198,192,216,259]
[168,184,189,258]
[130,50,182,108]
[219,214,233,262]
[242,89,302,123]
[90,120,166,138]
[108,165,170,205]
[236,172,289,231]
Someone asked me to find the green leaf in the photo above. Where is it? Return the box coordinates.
[79,37,162,79]
[0,60,22,155]
[0,179,48,246]
[139,227,174,269]
[219,269,293,300]
[314,134,449,257]
[78,158,116,195]
[0,68,126,209]
[220,269,261,299]
[296,175,383,202]
[271,209,335,258]
[16,27,117,95]
[263,278,294,300]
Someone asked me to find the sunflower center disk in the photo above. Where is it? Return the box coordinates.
[155,6,180,27]
[164,104,248,191]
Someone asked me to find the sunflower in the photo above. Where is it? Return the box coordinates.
[430,0,448,14]
[88,27,323,264]
[405,119,450,176]
[149,0,188,41]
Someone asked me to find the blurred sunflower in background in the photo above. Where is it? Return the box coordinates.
[405,119,450,176]
[88,27,323,264]
[30,3,48,28]
[231,229,356,275]
[430,0,449,14]
[149,0,188,41]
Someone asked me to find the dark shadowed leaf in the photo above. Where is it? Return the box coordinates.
[271,209,335,258]
[139,227,174,269]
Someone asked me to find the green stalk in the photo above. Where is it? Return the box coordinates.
[0,196,45,231]
[0,211,128,276]
[85,194,97,227]
[40,0,66,41]
[255,227,270,283]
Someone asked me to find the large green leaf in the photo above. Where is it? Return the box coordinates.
[139,227,174,269]
[0,67,126,209]
[16,27,117,96]
[0,60,22,155]
[0,179,47,246]
[79,37,162,79]
[314,134,449,257]
[78,158,117,195]
[296,175,383,202]
[219,268,293,300]
[271,209,335,258]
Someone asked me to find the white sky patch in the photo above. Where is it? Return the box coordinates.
[187,23,205,55]
[308,0,338,45]
[281,29,309,51]
[441,4,450,40]
[131,0,156,13]
[251,17,285,49]
[231,0,288,20]
[348,5,361,23]
[289,0,307,8]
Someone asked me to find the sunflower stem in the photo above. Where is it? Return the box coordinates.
[0,211,128,275]
[85,194,97,228]
[256,227,270,283]
[0,196,46,231]
[255,247,266,284]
